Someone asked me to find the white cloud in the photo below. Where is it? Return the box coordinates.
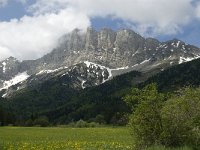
[0,0,200,61]
[30,0,195,35]
[28,0,69,15]
[0,45,14,59]
[0,9,90,61]
[196,2,200,18]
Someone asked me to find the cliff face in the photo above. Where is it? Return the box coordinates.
[1,27,200,96]
[30,27,199,72]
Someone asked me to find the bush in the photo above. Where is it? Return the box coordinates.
[95,114,105,124]
[25,119,33,127]
[89,122,99,128]
[161,88,200,148]
[124,84,165,149]
[110,113,129,126]
[67,122,76,127]
[124,84,200,149]
[33,116,49,127]
[74,120,99,128]
[75,120,89,128]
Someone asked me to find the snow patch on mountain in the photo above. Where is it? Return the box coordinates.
[81,80,86,89]
[112,66,129,71]
[179,56,200,64]
[176,41,180,48]
[36,69,57,75]
[0,72,29,91]
[84,61,132,84]
[84,61,113,79]
[140,59,150,64]
[2,62,6,73]
[36,66,68,75]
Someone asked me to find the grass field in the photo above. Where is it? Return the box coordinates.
[0,127,193,150]
[0,127,133,150]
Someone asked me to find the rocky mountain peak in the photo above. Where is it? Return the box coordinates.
[1,27,200,95]
[68,28,85,51]
[97,28,116,50]
[6,56,18,62]
[85,27,98,51]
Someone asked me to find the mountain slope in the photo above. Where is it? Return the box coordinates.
[0,70,142,125]
[1,27,200,125]
[141,58,200,92]
[2,57,200,125]
[1,28,200,96]
[1,61,115,97]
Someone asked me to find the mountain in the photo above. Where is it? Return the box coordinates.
[2,57,200,125]
[26,28,200,73]
[0,69,142,125]
[140,58,200,92]
[1,27,200,98]
[1,61,113,97]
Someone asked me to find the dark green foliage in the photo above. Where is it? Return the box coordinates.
[25,119,34,127]
[95,114,105,124]
[2,57,200,126]
[124,84,165,149]
[110,112,129,125]
[142,58,200,92]
[161,88,200,148]
[0,98,16,126]
[125,84,200,149]
[33,116,49,127]
[1,71,141,125]
[0,105,5,126]
[75,120,89,128]
[74,120,99,128]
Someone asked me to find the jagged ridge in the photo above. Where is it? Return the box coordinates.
[0,27,200,96]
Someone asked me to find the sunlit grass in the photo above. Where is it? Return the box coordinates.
[0,127,133,150]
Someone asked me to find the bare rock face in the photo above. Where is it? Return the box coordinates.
[97,28,116,50]
[0,57,21,80]
[18,27,200,73]
[0,27,200,94]
[85,27,98,51]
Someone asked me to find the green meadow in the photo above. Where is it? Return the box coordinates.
[0,127,192,150]
[0,127,133,150]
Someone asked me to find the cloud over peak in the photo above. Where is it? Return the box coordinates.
[0,6,90,61]
[29,0,196,35]
[0,0,200,61]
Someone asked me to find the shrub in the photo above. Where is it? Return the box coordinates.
[124,84,165,149]
[74,120,99,128]
[95,114,105,124]
[33,116,49,127]
[124,84,200,149]
[89,122,99,128]
[75,120,88,128]
[161,88,200,148]
[25,119,33,127]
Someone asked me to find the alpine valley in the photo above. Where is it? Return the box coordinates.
[1,27,200,125]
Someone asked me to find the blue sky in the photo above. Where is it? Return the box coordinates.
[0,0,200,60]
